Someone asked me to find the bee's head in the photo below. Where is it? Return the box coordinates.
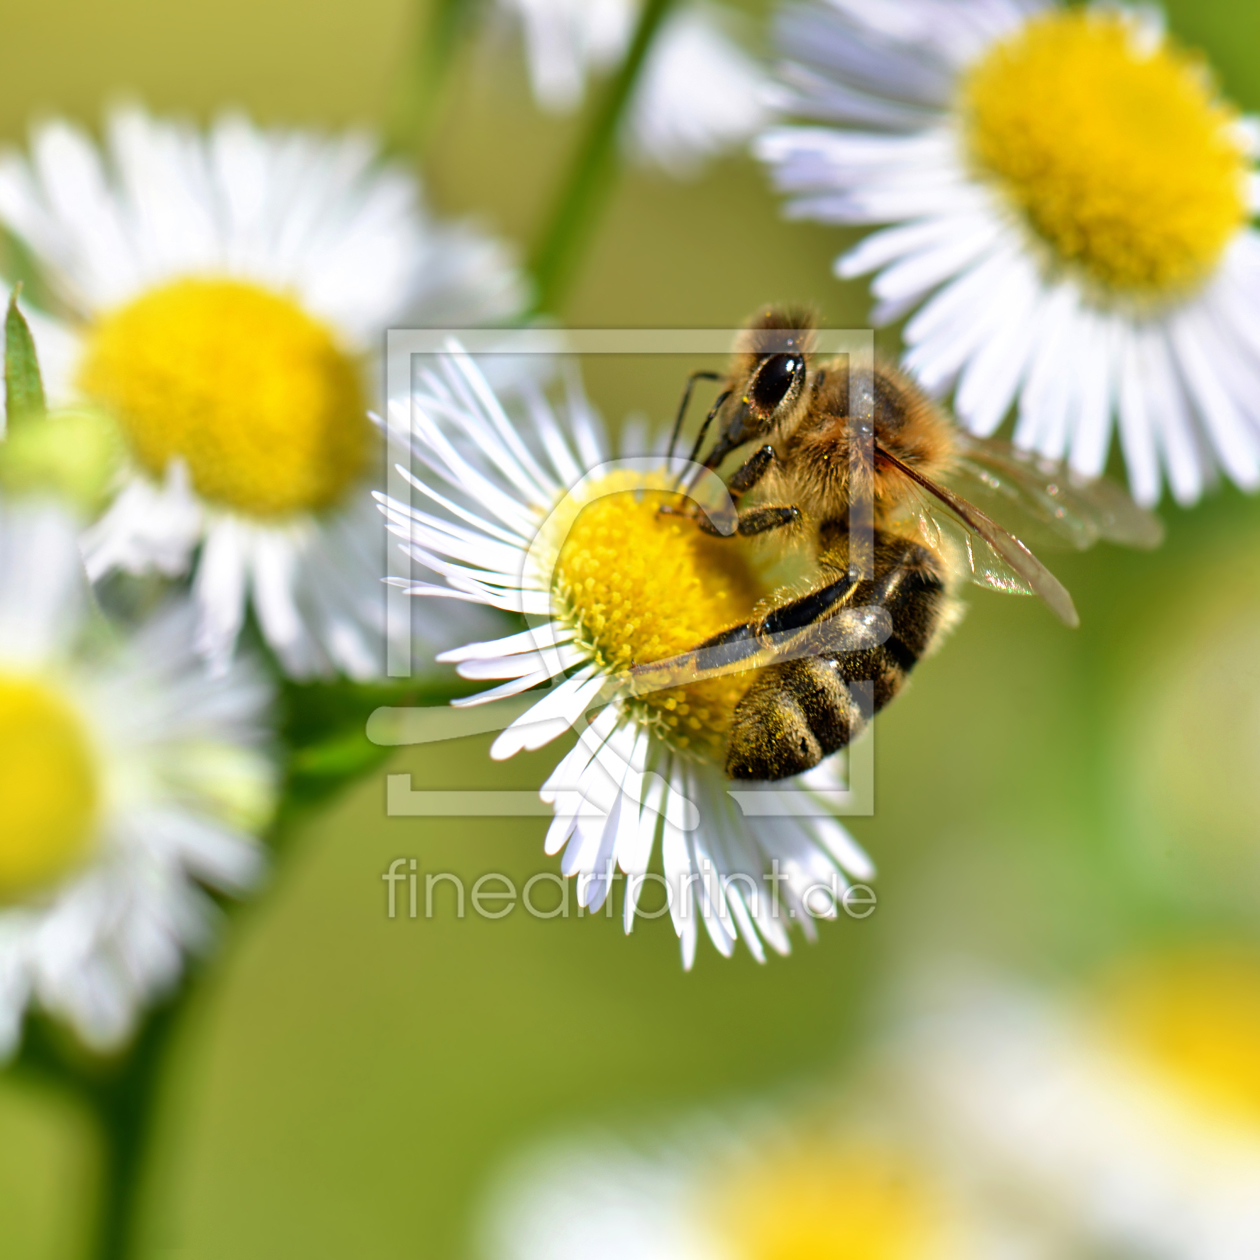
[701,307,814,470]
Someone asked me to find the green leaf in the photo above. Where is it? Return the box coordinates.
[4,285,46,423]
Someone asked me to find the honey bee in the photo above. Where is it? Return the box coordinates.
[633,307,1163,781]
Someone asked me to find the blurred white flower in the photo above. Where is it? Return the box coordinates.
[495,0,775,175]
[0,104,527,677]
[889,956,1260,1259]
[0,498,276,1056]
[378,349,873,968]
[477,1103,1034,1259]
[758,1,1260,506]
[628,6,776,178]
[499,0,636,111]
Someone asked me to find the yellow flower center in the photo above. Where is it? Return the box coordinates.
[78,278,370,518]
[1102,949,1260,1128]
[715,1148,949,1260]
[964,10,1249,294]
[552,474,764,759]
[0,675,100,901]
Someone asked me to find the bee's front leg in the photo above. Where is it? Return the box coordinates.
[705,446,797,536]
[726,444,777,494]
[659,445,793,536]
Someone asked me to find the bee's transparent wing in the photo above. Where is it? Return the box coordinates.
[951,434,1164,552]
[881,449,1079,626]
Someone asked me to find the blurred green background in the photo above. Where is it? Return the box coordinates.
[2,0,1260,1255]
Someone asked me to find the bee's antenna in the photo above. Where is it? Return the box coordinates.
[667,370,722,462]
[675,388,732,491]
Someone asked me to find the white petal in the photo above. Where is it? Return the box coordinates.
[1169,309,1260,489]
[953,253,1042,436]
[1068,312,1120,479]
[839,212,983,278]
[1140,326,1206,507]
[869,217,997,306]
[1012,281,1081,450]
[437,623,573,664]
[626,5,774,178]
[0,501,86,666]
[193,518,251,674]
[1114,324,1162,508]
[490,670,604,760]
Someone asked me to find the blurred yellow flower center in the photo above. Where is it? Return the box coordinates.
[0,676,99,901]
[716,1149,946,1260]
[78,278,370,518]
[553,474,763,758]
[1104,951,1260,1128]
[964,10,1248,294]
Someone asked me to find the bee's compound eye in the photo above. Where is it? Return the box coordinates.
[749,354,802,418]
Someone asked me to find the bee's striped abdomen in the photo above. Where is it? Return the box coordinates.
[724,534,948,781]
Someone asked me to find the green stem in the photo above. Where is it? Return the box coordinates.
[385,0,484,158]
[85,1003,182,1260]
[14,997,185,1260]
[527,0,679,317]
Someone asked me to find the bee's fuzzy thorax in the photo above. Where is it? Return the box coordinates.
[762,357,958,529]
[869,363,957,480]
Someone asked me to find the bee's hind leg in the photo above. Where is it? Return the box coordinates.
[693,505,801,537]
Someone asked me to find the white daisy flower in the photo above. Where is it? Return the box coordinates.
[477,1106,1033,1260]
[378,349,874,968]
[497,0,636,112]
[0,104,527,677]
[758,1,1260,506]
[495,0,775,176]
[0,498,275,1056]
[890,956,1260,1259]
